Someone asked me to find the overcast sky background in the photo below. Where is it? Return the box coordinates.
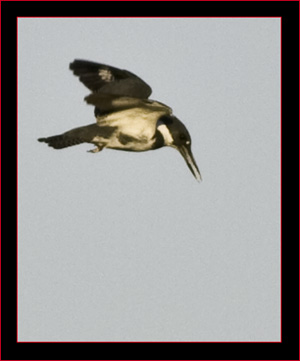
[18,18,280,342]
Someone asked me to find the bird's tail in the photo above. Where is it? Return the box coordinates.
[38,134,85,149]
[38,124,98,150]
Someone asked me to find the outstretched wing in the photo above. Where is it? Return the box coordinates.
[69,59,152,99]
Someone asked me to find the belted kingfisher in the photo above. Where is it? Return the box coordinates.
[38,60,202,181]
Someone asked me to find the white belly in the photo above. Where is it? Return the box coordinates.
[93,107,166,151]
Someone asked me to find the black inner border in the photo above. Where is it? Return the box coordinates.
[1,1,299,360]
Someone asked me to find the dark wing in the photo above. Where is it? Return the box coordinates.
[84,93,149,114]
[84,93,172,121]
[69,59,152,99]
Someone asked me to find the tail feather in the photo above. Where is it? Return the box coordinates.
[38,124,116,150]
[38,134,85,149]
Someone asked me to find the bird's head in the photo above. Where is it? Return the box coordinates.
[157,115,202,182]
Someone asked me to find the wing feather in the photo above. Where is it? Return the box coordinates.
[85,93,172,116]
[70,59,152,99]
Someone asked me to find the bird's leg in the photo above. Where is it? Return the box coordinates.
[87,145,104,153]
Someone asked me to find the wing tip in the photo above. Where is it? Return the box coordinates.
[69,59,99,74]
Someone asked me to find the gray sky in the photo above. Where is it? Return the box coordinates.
[18,18,281,342]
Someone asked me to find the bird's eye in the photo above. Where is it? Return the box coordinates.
[179,134,186,140]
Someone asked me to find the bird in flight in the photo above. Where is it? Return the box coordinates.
[38,59,202,181]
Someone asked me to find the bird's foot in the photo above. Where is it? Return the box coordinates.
[88,146,103,153]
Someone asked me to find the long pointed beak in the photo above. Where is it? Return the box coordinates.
[177,144,202,182]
